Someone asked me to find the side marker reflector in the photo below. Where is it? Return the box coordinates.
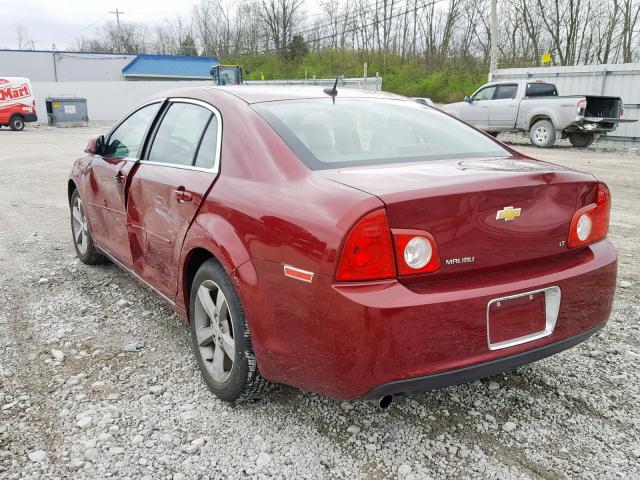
[284,265,314,283]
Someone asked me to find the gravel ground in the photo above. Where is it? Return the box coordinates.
[1,124,639,480]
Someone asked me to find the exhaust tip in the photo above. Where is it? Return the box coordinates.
[378,395,394,409]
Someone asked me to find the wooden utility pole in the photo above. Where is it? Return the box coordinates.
[109,8,125,28]
[489,0,497,79]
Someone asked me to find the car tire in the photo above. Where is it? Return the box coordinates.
[529,119,556,148]
[70,190,108,265]
[568,132,595,148]
[9,116,25,131]
[189,259,272,403]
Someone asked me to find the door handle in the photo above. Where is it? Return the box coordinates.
[114,171,124,183]
[174,188,193,203]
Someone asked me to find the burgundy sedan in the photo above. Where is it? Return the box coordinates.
[68,86,616,405]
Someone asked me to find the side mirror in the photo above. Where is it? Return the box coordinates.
[85,135,104,155]
[244,68,251,75]
[464,96,472,103]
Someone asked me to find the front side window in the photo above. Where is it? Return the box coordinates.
[254,98,510,170]
[148,103,212,166]
[495,84,518,100]
[473,87,496,101]
[106,103,160,159]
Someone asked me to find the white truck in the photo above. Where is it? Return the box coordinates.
[442,80,635,147]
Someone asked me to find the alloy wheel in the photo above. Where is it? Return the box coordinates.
[194,280,236,383]
[533,126,548,144]
[71,197,89,255]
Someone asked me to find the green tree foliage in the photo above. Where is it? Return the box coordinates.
[228,49,487,103]
[287,35,308,61]
[179,35,198,56]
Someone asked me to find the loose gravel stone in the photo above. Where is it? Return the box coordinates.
[51,349,65,362]
[27,450,46,463]
[256,452,272,468]
[502,421,517,432]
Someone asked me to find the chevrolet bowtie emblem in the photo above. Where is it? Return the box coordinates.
[496,206,522,221]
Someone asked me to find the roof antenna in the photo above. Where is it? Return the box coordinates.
[323,76,339,104]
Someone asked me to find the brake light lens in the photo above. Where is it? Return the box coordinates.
[567,183,610,248]
[335,209,395,281]
[392,230,441,275]
[577,99,587,113]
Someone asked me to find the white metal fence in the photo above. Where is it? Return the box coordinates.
[493,64,640,143]
[31,77,382,122]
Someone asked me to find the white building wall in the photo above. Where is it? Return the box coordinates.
[0,50,135,82]
[31,80,212,122]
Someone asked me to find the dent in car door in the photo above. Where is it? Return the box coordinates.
[126,100,221,297]
[86,102,161,266]
[489,84,519,129]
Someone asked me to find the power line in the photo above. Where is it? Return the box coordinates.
[245,0,444,56]
[55,13,110,42]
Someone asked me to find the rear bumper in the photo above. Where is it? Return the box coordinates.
[241,240,617,400]
[361,323,603,399]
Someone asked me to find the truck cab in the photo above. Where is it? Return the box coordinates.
[210,65,244,86]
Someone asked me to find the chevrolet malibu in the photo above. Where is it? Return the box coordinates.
[68,86,617,406]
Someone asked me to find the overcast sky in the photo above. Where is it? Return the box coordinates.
[0,0,230,50]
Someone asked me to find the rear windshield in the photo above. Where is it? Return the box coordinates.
[253,98,510,170]
[526,83,558,97]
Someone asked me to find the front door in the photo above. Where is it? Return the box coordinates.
[126,100,220,297]
[85,102,161,265]
[461,85,496,129]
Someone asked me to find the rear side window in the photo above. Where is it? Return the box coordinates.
[148,103,212,166]
[194,117,218,169]
[254,98,509,170]
[106,103,160,159]
[526,83,558,97]
[494,84,518,100]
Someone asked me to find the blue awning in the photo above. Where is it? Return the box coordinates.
[122,54,219,79]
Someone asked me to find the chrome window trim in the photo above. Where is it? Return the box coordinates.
[138,97,223,174]
[105,99,165,162]
[486,286,561,351]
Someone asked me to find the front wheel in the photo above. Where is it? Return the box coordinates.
[189,260,272,403]
[9,116,25,131]
[70,190,107,265]
[529,119,556,148]
[568,132,595,148]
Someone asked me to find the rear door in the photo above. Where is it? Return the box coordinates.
[489,83,519,129]
[85,101,161,266]
[126,99,221,297]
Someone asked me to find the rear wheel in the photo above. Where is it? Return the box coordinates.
[9,116,25,131]
[70,190,107,265]
[568,132,595,148]
[189,260,272,403]
[529,119,556,148]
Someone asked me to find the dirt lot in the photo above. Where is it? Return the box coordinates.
[1,125,638,480]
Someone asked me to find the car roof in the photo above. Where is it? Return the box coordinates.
[208,85,406,104]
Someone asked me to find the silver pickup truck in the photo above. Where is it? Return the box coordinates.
[442,80,636,147]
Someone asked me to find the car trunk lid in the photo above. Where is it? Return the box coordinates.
[319,157,598,278]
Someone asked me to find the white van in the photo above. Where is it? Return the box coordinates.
[0,77,37,131]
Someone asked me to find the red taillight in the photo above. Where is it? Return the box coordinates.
[335,209,395,281]
[577,99,587,113]
[567,183,610,248]
[392,229,441,275]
